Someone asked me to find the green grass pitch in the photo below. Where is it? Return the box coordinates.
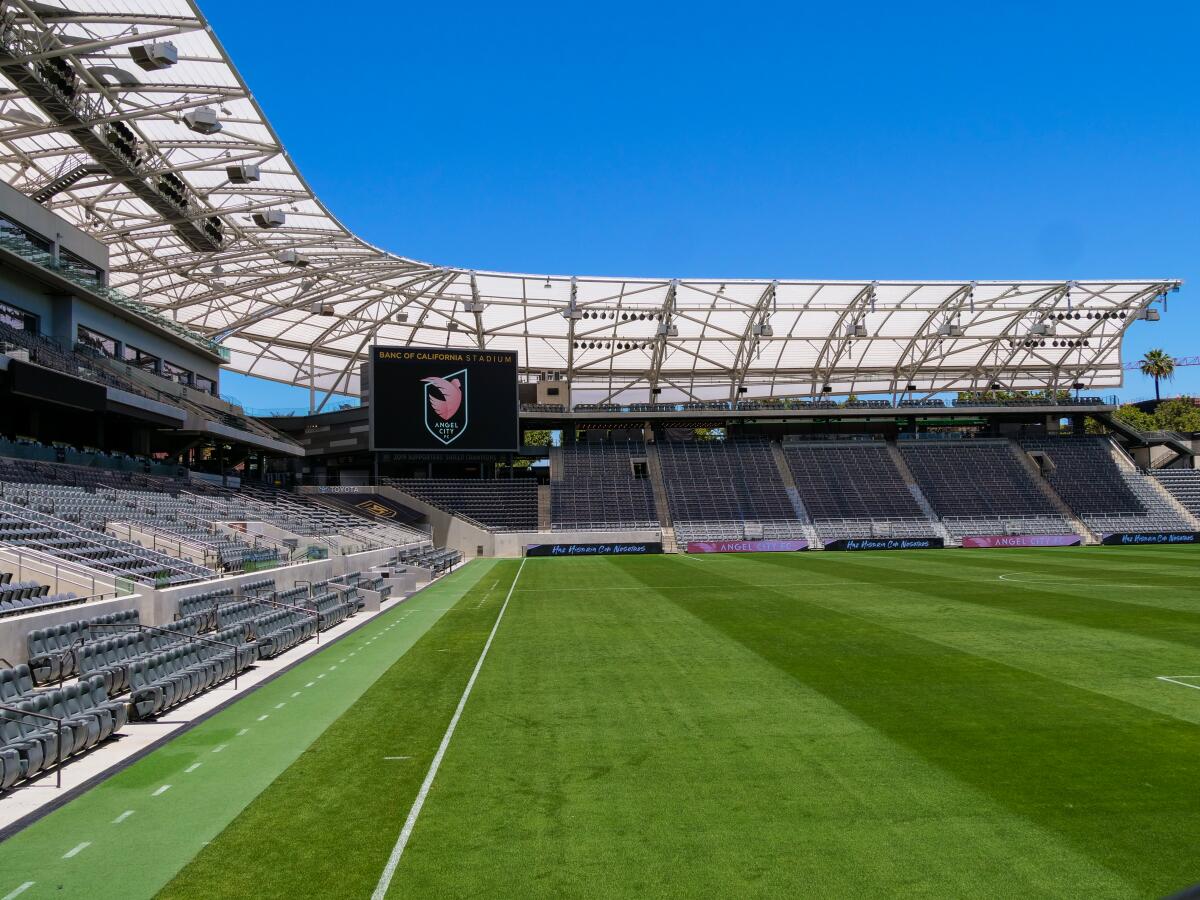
[3,546,1200,898]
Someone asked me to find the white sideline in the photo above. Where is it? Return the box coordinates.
[371,559,526,900]
[1157,675,1200,691]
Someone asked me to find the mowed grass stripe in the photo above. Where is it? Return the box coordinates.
[627,553,1200,896]
[0,561,493,900]
[694,551,1200,727]
[383,556,1136,898]
[157,559,525,900]
[742,549,1200,656]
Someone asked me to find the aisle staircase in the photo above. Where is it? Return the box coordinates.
[1009,441,1095,542]
[884,442,954,544]
[645,443,677,552]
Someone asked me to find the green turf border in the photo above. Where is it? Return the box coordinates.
[0,559,497,900]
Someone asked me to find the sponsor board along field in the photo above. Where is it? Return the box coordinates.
[2,545,1200,899]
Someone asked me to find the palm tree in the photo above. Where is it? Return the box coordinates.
[1139,349,1176,401]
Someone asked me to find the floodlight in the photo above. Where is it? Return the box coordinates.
[129,41,177,71]
[277,249,309,267]
[253,210,286,228]
[226,164,260,184]
[183,108,221,135]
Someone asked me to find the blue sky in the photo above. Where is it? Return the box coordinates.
[209,1,1200,410]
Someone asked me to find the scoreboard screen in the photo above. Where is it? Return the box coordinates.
[369,346,520,452]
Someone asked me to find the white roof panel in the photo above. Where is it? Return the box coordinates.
[0,1,1181,402]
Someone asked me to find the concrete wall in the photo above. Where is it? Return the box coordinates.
[0,545,116,599]
[0,594,142,668]
[492,529,663,557]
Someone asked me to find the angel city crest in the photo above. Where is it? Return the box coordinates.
[421,369,468,445]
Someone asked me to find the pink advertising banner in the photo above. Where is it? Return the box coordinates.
[686,539,810,553]
[960,534,1081,549]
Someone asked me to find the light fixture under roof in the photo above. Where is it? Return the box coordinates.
[226,163,260,184]
[252,210,286,228]
[277,249,309,268]
[129,41,177,71]
[182,107,222,135]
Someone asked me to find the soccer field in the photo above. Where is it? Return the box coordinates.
[3,547,1200,899]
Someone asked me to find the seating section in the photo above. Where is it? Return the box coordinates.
[127,625,257,720]
[178,587,236,632]
[656,438,805,544]
[1,677,127,789]
[0,457,431,584]
[1152,470,1200,519]
[390,479,538,530]
[552,442,658,530]
[251,608,319,660]
[901,440,1072,539]
[783,442,936,540]
[1020,437,1194,533]
[399,546,461,573]
[26,610,140,684]
[0,572,80,618]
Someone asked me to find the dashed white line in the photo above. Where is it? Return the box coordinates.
[329,665,338,671]
[274,702,286,709]
[62,842,91,859]
[257,714,270,721]
[185,762,202,774]
[317,674,326,679]
[340,658,348,663]
[291,691,301,698]
[152,785,171,797]
[111,810,134,824]
[236,728,249,737]
[2,882,34,900]
[212,744,228,753]
[305,681,316,688]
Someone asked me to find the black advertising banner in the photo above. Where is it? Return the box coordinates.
[1100,532,1200,546]
[823,537,944,551]
[370,347,519,452]
[525,542,663,557]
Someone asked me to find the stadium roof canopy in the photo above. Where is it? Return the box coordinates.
[0,1,1182,407]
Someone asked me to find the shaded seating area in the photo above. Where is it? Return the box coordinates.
[782,442,937,540]
[552,441,659,530]
[900,440,1072,539]
[1021,437,1194,533]
[390,478,538,531]
[656,438,806,544]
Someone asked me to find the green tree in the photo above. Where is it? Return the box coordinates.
[1138,349,1176,401]
[1112,404,1157,431]
[1151,397,1200,433]
[522,429,551,446]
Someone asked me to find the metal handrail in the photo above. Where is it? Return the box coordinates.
[0,701,69,788]
[244,590,323,644]
[89,622,244,690]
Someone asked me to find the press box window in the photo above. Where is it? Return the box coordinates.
[123,344,160,373]
[0,299,37,333]
[77,325,118,358]
[162,360,193,386]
